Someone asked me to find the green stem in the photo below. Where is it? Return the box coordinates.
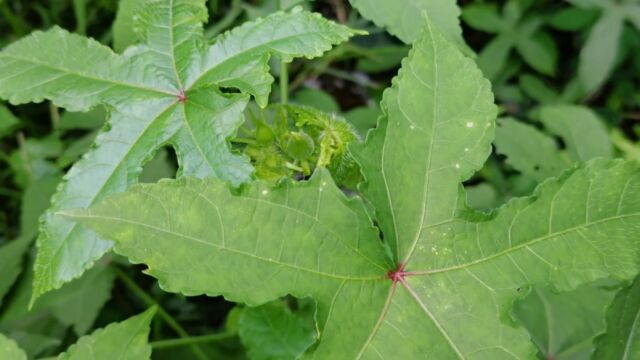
[151,332,236,349]
[16,132,32,182]
[49,103,61,130]
[206,0,242,39]
[72,0,87,35]
[323,67,380,89]
[113,267,208,360]
[280,60,289,104]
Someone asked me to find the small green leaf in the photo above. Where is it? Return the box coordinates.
[477,34,513,80]
[356,45,409,73]
[112,0,145,52]
[461,4,506,33]
[21,174,61,238]
[5,332,61,359]
[239,301,316,360]
[0,334,27,360]
[292,88,339,113]
[56,307,156,360]
[1,260,114,338]
[593,275,640,359]
[515,31,557,76]
[0,104,19,139]
[579,9,624,92]
[519,74,560,104]
[35,265,115,336]
[540,105,612,161]
[344,106,380,138]
[495,117,568,182]
[513,282,618,359]
[548,7,598,31]
[0,236,32,307]
[349,0,471,54]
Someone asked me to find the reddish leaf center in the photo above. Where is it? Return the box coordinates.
[387,263,408,284]
[177,90,187,103]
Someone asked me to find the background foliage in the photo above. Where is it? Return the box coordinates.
[0,0,639,359]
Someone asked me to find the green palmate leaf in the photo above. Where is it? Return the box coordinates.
[593,276,640,359]
[64,169,392,358]
[0,1,355,302]
[349,0,471,54]
[239,301,316,360]
[513,282,618,360]
[352,17,497,261]
[0,334,27,360]
[65,16,640,358]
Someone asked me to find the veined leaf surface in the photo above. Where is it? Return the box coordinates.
[0,0,356,302]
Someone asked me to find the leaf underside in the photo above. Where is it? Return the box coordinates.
[0,0,356,302]
[67,16,640,358]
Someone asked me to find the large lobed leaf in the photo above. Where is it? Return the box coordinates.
[65,13,640,359]
[0,0,357,302]
[351,15,496,262]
